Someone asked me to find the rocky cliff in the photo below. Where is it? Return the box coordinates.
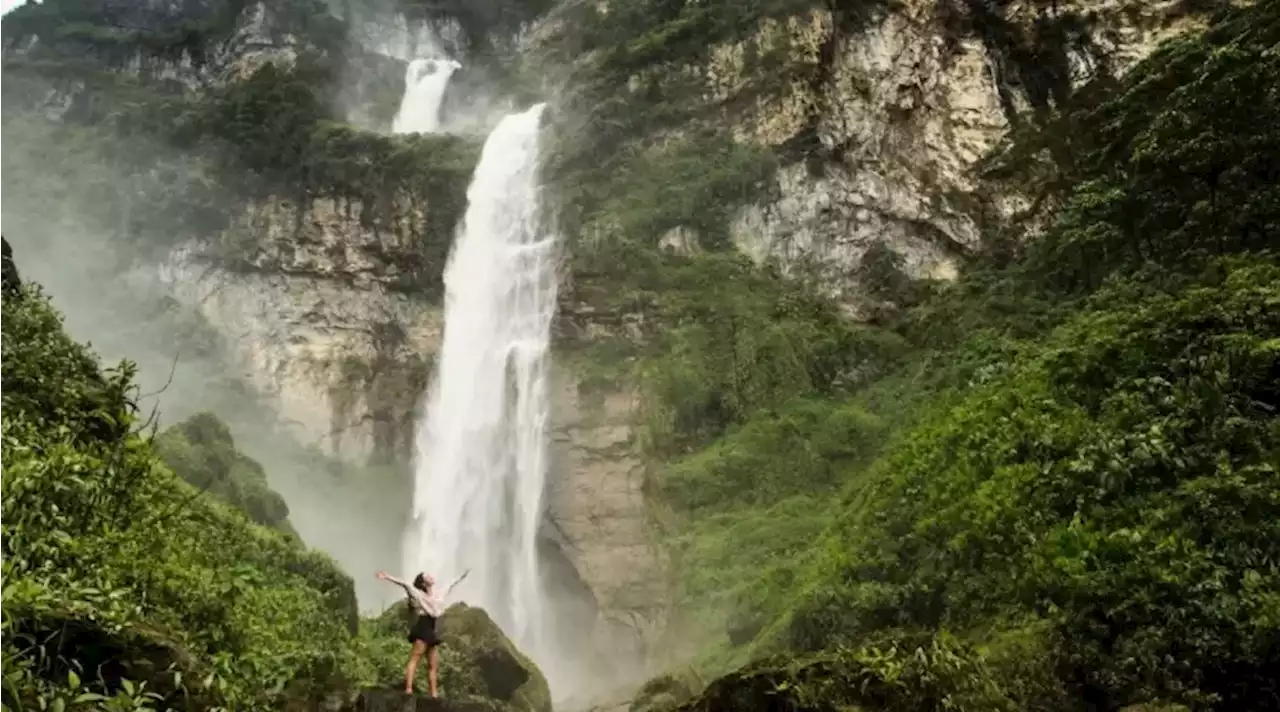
[541,0,1221,306]
[158,195,444,465]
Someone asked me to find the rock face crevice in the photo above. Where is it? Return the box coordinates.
[545,362,668,671]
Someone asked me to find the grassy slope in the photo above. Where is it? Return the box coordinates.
[1,283,354,710]
[551,2,1280,710]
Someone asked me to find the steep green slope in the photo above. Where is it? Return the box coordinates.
[0,279,354,710]
[0,273,549,711]
[601,2,1280,710]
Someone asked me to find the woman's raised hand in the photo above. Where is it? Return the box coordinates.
[375,570,390,580]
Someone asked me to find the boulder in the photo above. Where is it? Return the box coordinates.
[367,603,551,712]
[436,604,552,712]
[629,673,695,712]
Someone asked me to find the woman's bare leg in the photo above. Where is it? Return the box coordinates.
[405,641,427,693]
[427,646,440,698]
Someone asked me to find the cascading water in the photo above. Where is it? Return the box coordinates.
[402,102,562,681]
[392,57,460,134]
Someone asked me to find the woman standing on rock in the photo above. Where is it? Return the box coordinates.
[375,569,468,697]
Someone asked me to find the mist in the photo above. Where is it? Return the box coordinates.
[1,79,413,612]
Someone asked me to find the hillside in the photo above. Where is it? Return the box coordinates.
[596,2,1280,709]
[0,251,551,710]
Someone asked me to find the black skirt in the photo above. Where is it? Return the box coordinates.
[408,614,441,646]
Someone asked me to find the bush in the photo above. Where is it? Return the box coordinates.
[786,257,1280,708]
[154,412,295,534]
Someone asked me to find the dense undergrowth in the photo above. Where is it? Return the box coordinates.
[154,412,296,536]
[0,276,551,710]
[1,281,357,710]
[557,2,1280,710]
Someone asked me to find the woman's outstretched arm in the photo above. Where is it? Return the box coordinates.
[376,570,411,590]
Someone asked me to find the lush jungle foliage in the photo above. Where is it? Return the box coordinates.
[0,276,551,711]
[1,281,355,711]
[154,412,296,536]
[550,2,1280,710]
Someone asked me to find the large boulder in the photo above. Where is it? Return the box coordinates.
[366,603,551,712]
[436,604,552,712]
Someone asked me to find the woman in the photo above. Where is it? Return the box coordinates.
[375,569,468,696]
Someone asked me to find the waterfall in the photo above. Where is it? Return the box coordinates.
[392,57,460,134]
[403,102,561,678]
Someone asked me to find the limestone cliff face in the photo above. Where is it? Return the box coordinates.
[158,196,443,465]
[542,0,1215,302]
[718,0,1210,298]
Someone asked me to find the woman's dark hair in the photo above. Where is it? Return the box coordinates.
[412,573,429,592]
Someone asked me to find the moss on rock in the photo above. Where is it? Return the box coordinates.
[675,635,1016,712]
[436,604,551,712]
[629,673,696,712]
[362,602,551,712]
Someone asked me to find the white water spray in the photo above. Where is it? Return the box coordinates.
[403,102,561,678]
[392,57,460,134]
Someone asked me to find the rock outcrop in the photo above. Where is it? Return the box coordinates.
[157,196,444,466]
[368,603,553,712]
[716,0,1213,298]
[436,605,552,712]
[539,0,1219,302]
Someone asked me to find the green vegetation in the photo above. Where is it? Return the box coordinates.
[0,0,349,70]
[1,281,355,710]
[154,412,296,536]
[556,2,1280,710]
[1,0,254,66]
[567,133,778,253]
[0,277,546,710]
